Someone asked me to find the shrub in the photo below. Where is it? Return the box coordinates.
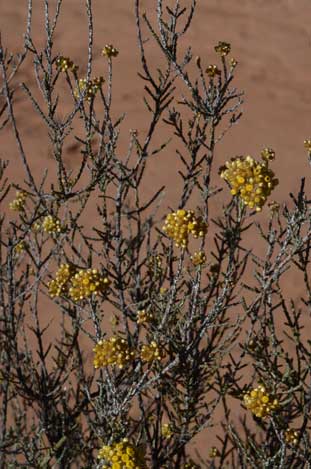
[0,1,311,467]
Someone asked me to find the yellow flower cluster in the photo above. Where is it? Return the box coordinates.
[14,241,26,255]
[304,139,311,152]
[93,336,135,369]
[42,215,63,234]
[184,461,200,469]
[147,254,162,278]
[49,265,109,301]
[136,309,153,325]
[208,447,219,458]
[140,341,164,363]
[214,41,231,56]
[56,56,78,73]
[102,44,119,59]
[9,190,27,211]
[191,251,206,266]
[98,439,146,469]
[284,428,299,446]
[75,76,104,101]
[48,263,77,298]
[205,64,221,78]
[230,58,238,71]
[163,209,207,248]
[161,423,173,440]
[243,384,279,418]
[69,269,110,301]
[220,154,278,211]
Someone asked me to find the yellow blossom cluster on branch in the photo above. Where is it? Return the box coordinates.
[9,190,27,211]
[191,251,206,266]
[140,341,164,363]
[284,428,299,446]
[214,41,231,56]
[243,384,279,418]
[98,439,146,469]
[136,309,153,325]
[163,209,207,248]
[74,76,104,101]
[93,336,135,369]
[56,56,78,73]
[49,265,109,301]
[42,215,63,234]
[69,269,110,301]
[220,151,278,211]
[102,44,119,59]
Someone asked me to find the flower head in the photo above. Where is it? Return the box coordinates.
[48,263,77,298]
[98,439,146,469]
[69,268,110,301]
[284,428,299,446]
[140,341,165,363]
[74,76,104,101]
[243,384,279,418]
[9,191,27,211]
[214,41,231,56]
[56,56,78,73]
[163,209,207,248]
[205,64,221,78]
[93,336,135,369]
[102,44,119,59]
[220,154,278,211]
[191,251,206,266]
[304,139,311,152]
[42,215,64,234]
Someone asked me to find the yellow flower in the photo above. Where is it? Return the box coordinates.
[42,215,64,234]
[284,428,299,446]
[214,41,231,56]
[220,154,278,211]
[56,56,78,73]
[140,341,165,363]
[9,190,27,211]
[161,423,173,439]
[191,251,206,266]
[304,139,311,152]
[163,209,207,248]
[93,336,135,369]
[243,384,279,418]
[205,64,221,78]
[48,263,77,298]
[98,439,146,469]
[69,268,110,301]
[74,76,104,101]
[102,44,119,58]
[136,309,153,325]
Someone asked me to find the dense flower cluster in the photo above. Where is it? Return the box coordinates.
[9,190,27,211]
[205,64,221,78]
[140,341,164,363]
[161,423,173,440]
[208,447,219,458]
[98,439,146,469]
[220,154,278,211]
[147,254,162,279]
[136,309,153,325]
[56,56,78,73]
[183,461,200,469]
[69,268,110,301]
[163,209,207,248]
[102,44,119,58]
[284,428,299,446]
[304,139,311,152]
[14,241,26,255]
[74,76,104,101]
[93,336,135,369]
[243,384,279,418]
[214,41,231,56]
[191,251,206,266]
[48,263,77,298]
[42,215,63,234]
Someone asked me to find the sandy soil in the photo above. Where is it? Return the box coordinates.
[1,0,311,462]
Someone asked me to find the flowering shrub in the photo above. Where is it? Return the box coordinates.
[1,1,311,468]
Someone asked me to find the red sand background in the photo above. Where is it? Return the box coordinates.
[1,0,311,461]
